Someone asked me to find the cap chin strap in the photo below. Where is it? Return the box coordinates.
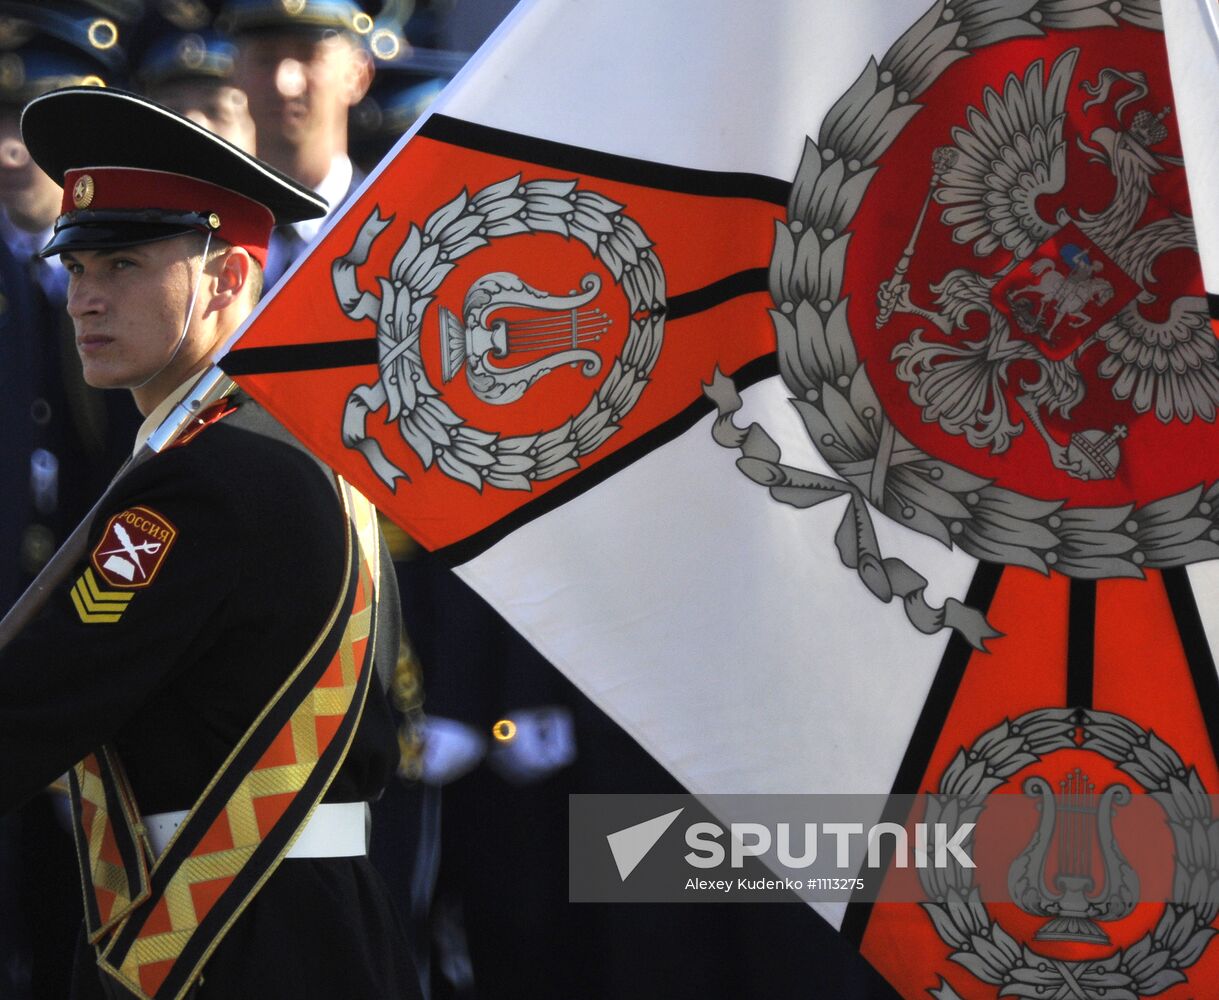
[132,229,214,391]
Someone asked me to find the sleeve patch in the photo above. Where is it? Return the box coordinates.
[71,568,134,624]
[90,506,178,589]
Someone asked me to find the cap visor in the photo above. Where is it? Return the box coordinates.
[39,222,200,258]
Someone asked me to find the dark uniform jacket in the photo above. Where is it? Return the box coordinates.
[0,392,420,1000]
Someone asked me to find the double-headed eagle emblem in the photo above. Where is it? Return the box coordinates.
[707,5,1219,645]
[880,48,1211,480]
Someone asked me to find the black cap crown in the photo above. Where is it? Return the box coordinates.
[22,86,326,258]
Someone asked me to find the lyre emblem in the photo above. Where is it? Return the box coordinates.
[1007,768,1140,944]
[438,272,611,406]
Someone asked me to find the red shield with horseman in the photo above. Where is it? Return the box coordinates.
[991,223,1139,363]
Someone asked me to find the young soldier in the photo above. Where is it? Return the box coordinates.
[0,87,421,1000]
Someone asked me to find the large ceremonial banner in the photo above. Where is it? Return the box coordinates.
[221,0,1219,995]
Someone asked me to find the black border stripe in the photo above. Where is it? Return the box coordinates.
[1207,293,1219,319]
[98,751,146,905]
[667,269,769,322]
[1066,578,1096,711]
[1162,567,1219,768]
[67,768,103,933]
[221,270,771,378]
[440,352,778,565]
[419,113,791,205]
[839,562,1005,949]
[222,339,378,377]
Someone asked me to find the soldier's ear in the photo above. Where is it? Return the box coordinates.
[209,246,253,315]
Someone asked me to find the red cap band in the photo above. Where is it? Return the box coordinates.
[61,167,275,266]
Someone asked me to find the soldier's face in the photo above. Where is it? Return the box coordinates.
[235,31,370,155]
[61,237,214,411]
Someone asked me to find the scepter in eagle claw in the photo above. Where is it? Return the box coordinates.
[876,146,958,329]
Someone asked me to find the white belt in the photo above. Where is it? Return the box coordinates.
[143,802,368,859]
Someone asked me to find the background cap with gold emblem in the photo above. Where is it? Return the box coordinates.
[135,28,235,87]
[132,1,243,90]
[217,0,373,36]
[217,0,408,60]
[0,2,131,104]
[21,85,327,263]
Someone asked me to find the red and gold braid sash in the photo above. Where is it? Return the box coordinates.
[67,477,381,1000]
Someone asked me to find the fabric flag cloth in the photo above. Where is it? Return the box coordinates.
[220,0,1219,995]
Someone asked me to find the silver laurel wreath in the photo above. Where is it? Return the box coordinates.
[333,174,665,491]
[706,0,1219,647]
[920,708,1217,999]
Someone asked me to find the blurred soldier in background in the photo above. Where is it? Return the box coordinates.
[0,175,40,1000]
[0,5,142,997]
[132,0,256,152]
[397,553,579,999]
[0,3,142,591]
[222,0,378,284]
